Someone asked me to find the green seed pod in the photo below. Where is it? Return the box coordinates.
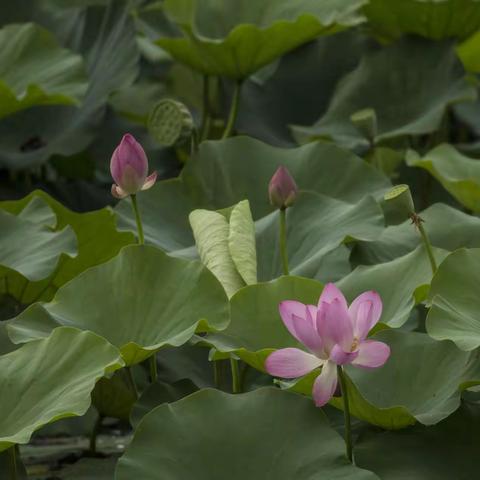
[148,99,194,146]
[383,184,416,225]
[350,108,377,144]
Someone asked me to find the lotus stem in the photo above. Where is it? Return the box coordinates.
[8,445,18,480]
[149,354,158,383]
[230,358,241,393]
[411,213,437,274]
[337,366,353,463]
[221,81,242,139]
[213,360,221,388]
[200,75,212,141]
[89,413,103,454]
[126,366,139,399]
[279,208,290,275]
[130,194,145,245]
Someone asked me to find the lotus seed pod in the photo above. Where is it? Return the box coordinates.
[383,184,416,225]
[350,108,377,144]
[148,99,194,147]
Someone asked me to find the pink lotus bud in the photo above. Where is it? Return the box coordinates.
[110,133,157,199]
[268,166,298,209]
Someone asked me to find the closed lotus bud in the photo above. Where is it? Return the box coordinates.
[269,166,298,210]
[110,133,157,199]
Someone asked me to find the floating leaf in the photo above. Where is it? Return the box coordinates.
[0,327,123,451]
[8,245,229,365]
[116,388,379,479]
[157,0,367,79]
[406,144,480,212]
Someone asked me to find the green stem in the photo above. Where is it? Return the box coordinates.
[149,354,158,383]
[337,366,353,463]
[8,445,18,480]
[417,221,437,274]
[89,413,103,454]
[200,75,212,141]
[130,194,144,245]
[221,81,242,139]
[279,208,289,275]
[126,367,139,399]
[230,358,241,394]
[213,360,221,389]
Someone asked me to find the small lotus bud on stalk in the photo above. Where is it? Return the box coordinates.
[384,184,437,274]
[268,165,298,210]
[269,166,297,276]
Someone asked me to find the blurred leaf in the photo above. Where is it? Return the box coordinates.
[8,245,229,366]
[0,23,87,119]
[0,327,123,451]
[116,388,379,479]
[158,0,367,79]
[407,144,480,212]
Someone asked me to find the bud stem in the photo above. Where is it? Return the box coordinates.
[8,445,19,480]
[221,81,242,139]
[279,208,290,275]
[130,194,145,245]
[411,213,437,274]
[230,358,241,393]
[337,366,353,463]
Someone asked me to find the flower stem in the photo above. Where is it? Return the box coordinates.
[213,360,221,388]
[200,75,212,141]
[89,413,103,454]
[221,81,242,139]
[8,445,18,480]
[130,194,144,245]
[337,366,353,463]
[279,208,290,275]
[417,221,437,274]
[126,366,139,399]
[149,353,158,383]
[230,358,241,393]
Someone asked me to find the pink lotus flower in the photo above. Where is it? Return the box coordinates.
[265,283,390,407]
[268,165,298,209]
[110,134,157,199]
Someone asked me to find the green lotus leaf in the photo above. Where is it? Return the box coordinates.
[116,137,389,281]
[364,0,480,41]
[116,388,379,479]
[338,246,448,327]
[355,404,480,479]
[0,23,87,119]
[0,1,139,169]
[287,330,480,429]
[0,326,124,451]
[353,203,480,264]
[457,29,480,72]
[0,190,133,303]
[292,37,476,149]
[427,248,480,350]
[0,196,77,284]
[407,144,480,212]
[7,245,229,365]
[61,458,117,479]
[157,0,367,79]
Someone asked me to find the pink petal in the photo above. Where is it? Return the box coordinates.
[349,291,383,340]
[317,298,354,352]
[265,348,323,378]
[329,344,359,365]
[351,340,390,369]
[141,171,158,191]
[292,310,323,354]
[111,184,129,199]
[279,301,312,342]
[312,361,338,407]
[318,283,348,310]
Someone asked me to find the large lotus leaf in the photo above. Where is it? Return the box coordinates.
[353,203,480,264]
[0,1,139,169]
[457,29,480,72]
[0,326,123,451]
[407,144,480,212]
[0,23,87,119]
[237,30,368,146]
[288,330,480,429]
[115,137,389,281]
[364,0,480,41]
[355,404,480,479]
[426,248,480,350]
[0,190,133,303]
[7,245,229,365]
[292,37,476,149]
[116,388,379,479]
[338,246,448,328]
[198,276,324,371]
[0,196,77,284]
[157,0,367,79]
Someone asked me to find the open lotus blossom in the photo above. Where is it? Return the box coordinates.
[110,133,157,199]
[265,283,390,407]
